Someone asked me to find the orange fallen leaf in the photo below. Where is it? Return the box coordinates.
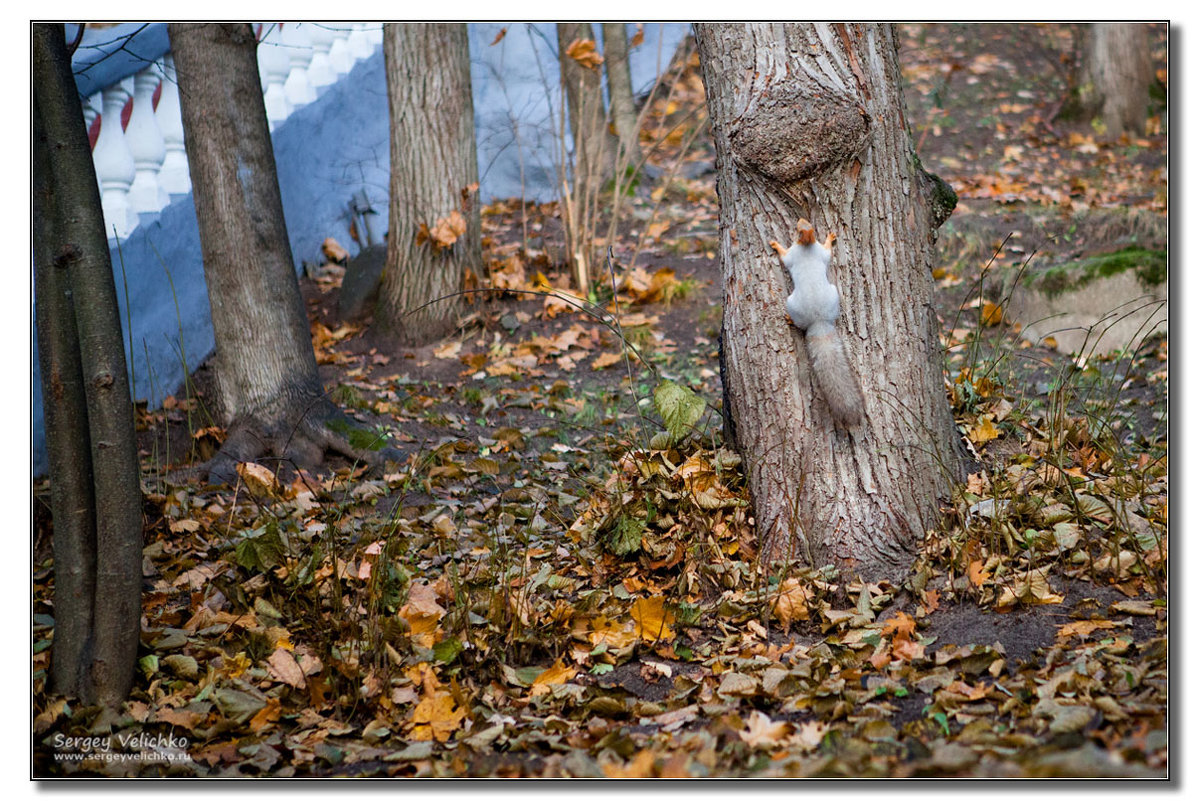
[565,38,604,70]
[529,659,577,697]
[410,689,466,743]
[631,596,675,642]
[236,461,281,497]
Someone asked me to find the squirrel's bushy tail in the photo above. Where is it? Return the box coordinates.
[804,321,865,427]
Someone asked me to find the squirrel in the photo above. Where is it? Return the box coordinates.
[770,218,865,427]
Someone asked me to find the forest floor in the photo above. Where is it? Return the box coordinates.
[33,24,1168,778]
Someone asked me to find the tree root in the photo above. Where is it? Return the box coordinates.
[205,395,402,486]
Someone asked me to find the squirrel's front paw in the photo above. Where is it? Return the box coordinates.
[769,240,786,258]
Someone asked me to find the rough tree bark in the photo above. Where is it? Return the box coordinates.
[695,23,964,580]
[375,23,481,345]
[1080,24,1152,138]
[169,24,393,482]
[557,22,617,288]
[602,23,642,166]
[33,23,143,705]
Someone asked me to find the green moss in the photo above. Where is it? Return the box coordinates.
[330,383,365,409]
[1024,246,1167,299]
[325,416,388,451]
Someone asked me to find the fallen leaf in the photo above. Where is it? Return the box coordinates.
[267,647,307,689]
[565,38,604,70]
[631,596,675,642]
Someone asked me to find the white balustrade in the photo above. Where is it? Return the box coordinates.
[327,25,356,77]
[84,23,377,240]
[281,24,317,108]
[156,55,190,195]
[307,24,336,92]
[92,81,136,238]
[126,66,168,213]
[347,23,376,60]
[258,23,293,129]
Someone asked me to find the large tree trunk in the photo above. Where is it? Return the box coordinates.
[170,24,388,482]
[33,23,143,706]
[695,23,964,580]
[602,24,642,166]
[1080,24,1152,138]
[375,23,481,345]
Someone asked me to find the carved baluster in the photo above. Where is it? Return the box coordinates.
[126,66,168,213]
[347,23,376,60]
[92,81,136,238]
[327,24,355,76]
[307,24,336,93]
[156,55,190,195]
[258,23,292,128]
[281,24,316,108]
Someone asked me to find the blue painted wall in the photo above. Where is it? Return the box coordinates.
[33,23,689,475]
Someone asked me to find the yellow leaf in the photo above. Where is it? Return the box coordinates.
[981,300,1004,326]
[236,461,281,497]
[967,559,990,587]
[631,596,675,642]
[996,568,1064,609]
[968,416,1000,445]
[771,578,811,626]
[410,690,466,743]
[399,582,446,647]
[565,38,604,70]
[248,696,281,734]
[881,610,917,641]
[1056,619,1117,642]
[583,616,639,650]
[592,351,623,370]
[603,748,656,778]
[739,710,792,747]
[530,659,577,697]
[644,220,671,240]
[420,210,466,250]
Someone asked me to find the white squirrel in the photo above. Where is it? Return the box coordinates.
[770,218,865,427]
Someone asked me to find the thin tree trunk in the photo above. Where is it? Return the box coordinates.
[696,23,963,580]
[376,23,480,345]
[1081,24,1152,138]
[602,23,641,166]
[170,24,387,481]
[33,23,143,705]
[557,22,615,288]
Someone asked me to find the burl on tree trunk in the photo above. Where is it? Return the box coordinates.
[696,23,964,580]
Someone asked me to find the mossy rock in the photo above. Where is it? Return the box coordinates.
[1004,247,1167,357]
[1021,246,1166,300]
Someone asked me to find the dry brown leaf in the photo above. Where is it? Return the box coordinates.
[321,237,349,264]
[236,461,281,497]
[565,38,604,69]
[266,647,306,689]
[771,577,812,626]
